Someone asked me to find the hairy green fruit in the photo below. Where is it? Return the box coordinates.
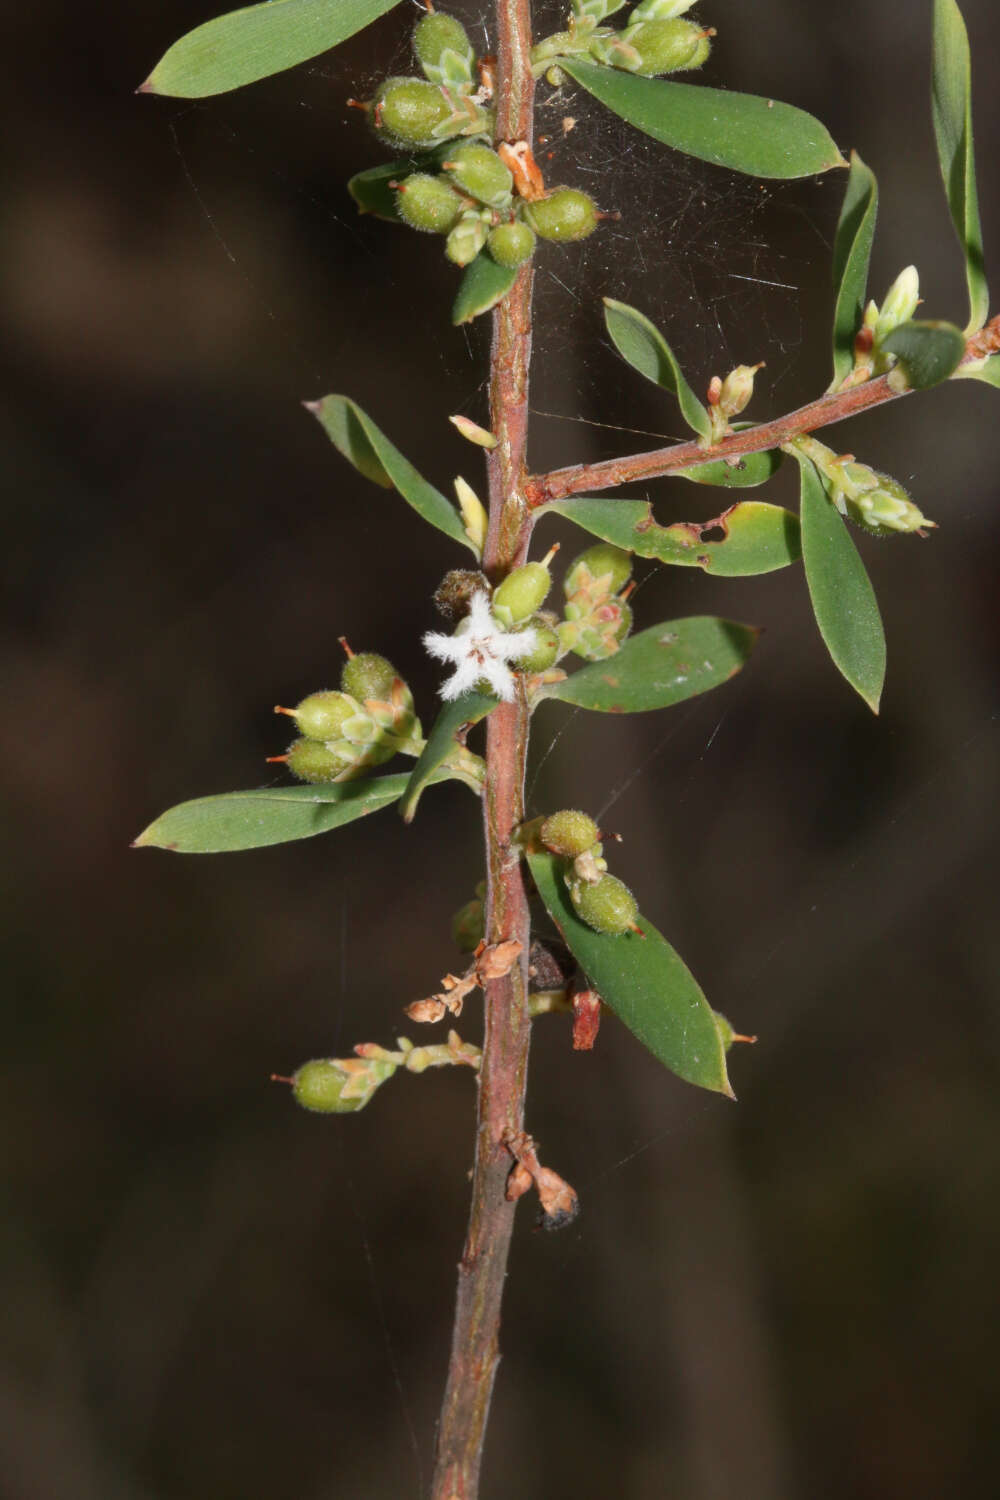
[487,220,537,268]
[277,690,358,741]
[284,737,358,784]
[513,614,560,672]
[396,173,466,234]
[616,19,711,76]
[292,1057,395,1114]
[565,543,633,598]
[492,561,552,625]
[443,143,513,207]
[341,651,399,704]
[541,809,601,858]
[569,873,639,935]
[372,76,455,149]
[526,189,599,244]
[413,12,476,88]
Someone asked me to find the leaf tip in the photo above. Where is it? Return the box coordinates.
[302,398,322,415]
[135,78,156,96]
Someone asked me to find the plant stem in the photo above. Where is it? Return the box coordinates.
[430,2,536,1497]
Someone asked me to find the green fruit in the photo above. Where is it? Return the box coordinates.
[341,651,399,704]
[443,143,513,207]
[413,12,476,87]
[292,1059,363,1113]
[487,220,537,268]
[513,614,560,672]
[620,19,711,76]
[565,543,633,597]
[526,188,599,244]
[569,874,638,935]
[395,173,466,234]
[445,212,489,266]
[541,809,600,858]
[277,690,357,741]
[372,76,454,149]
[451,897,485,953]
[492,561,552,625]
[284,737,358,784]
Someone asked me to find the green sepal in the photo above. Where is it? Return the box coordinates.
[953,354,1000,389]
[558,59,846,179]
[537,616,757,713]
[879,319,966,389]
[307,395,475,552]
[133,770,455,854]
[540,497,800,576]
[931,0,989,333]
[793,451,886,714]
[399,693,494,823]
[526,850,733,1097]
[830,152,878,388]
[140,0,403,99]
[603,298,711,439]
[452,254,518,324]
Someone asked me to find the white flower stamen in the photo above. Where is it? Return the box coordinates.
[423,589,538,702]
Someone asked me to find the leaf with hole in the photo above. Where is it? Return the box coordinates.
[794,452,885,714]
[559,59,845,179]
[400,693,493,823]
[932,0,989,333]
[830,152,878,388]
[880,320,966,389]
[538,616,757,713]
[307,395,474,551]
[540,498,800,576]
[603,299,711,440]
[526,850,732,1096]
[141,0,403,98]
[452,255,517,325]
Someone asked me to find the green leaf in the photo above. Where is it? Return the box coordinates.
[307,395,474,551]
[679,446,784,490]
[830,152,878,388]
[134,770,454,853]
[539,616,757,713]
[603,298,711,440]
[540,497,800,576]
[399,693,493,823]
[347,162,407,223]
[141,0,402,99]
[560,59,846,179]
[795,453,885,714]
[880,319,966,389]
[452,255,517,324]
[954,353,1000,388]
[932,0,989,333]
[526,850,732,1096]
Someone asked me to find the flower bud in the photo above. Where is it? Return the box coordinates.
[569,873,639,935]
[492,558,553,626]
[275,690,357,741]
[446,211,490,266]
[541,809,601,858]
[292,1056,396,1114]
[564,542,633,599]
[845,474,933,536]
[571,0,629,21]
[630,0,698,18]
[454,475,488,556]
[443,143,513,208]
[512,613,560,672]
[371,77,455,150]
[717,362,763,420]
[613,18,712,76]
[525,188,599,244]
[395,172,467,234]
[874,265,920,345]
[413,12,476,89]
[487,220,537,269]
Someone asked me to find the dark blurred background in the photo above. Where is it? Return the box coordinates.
[3,1,999,1496]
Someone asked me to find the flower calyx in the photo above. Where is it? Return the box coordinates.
[503,1130,580,1231]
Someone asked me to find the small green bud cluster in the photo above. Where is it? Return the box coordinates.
[707,362,764,440]
[272,649,422,784]
[847,267,921,386]
[540,808,640,935]
[557,543,635,660]
[288,1032,481,1116]
[533,0,711,82]
[794,437,933,537]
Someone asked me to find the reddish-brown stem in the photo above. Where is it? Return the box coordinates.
[430,2,536,1497]
[525,320,1000,505]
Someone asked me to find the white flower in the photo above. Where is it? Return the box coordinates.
[423,590,538,702]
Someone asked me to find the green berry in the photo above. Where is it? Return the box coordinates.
[372,76,454,149]
[443,143,513,208]
[620,19,711,76]
[284,737,358,784]
[277,690,357,741]
[526,188,599,244]
[395,173,466,234]
[487,220,537,268]
[413,12,476,87]
[565,543,633,598]
[492,561,552,625]
[569,874,638,935]
[541,809,601,858]
[291,1057,394,1114]
[341,651,399,704]
[513,614,560,672]
[445,212,489,266]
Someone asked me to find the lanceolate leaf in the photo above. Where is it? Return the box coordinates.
[560,59,845,180]
[680,447,783,489]
[452,255,517,325]
[400,692,493,823]
[954,354,1000,389]
[603,299,711,440]
[880,319,966,389]
[539,616,757,713]
[134,770,453,854]
[831,152,879,388]
[307,395,474,552]
[931,0,989,333]
[540,497,800,577]
[526,850,732,1097]
[795,454,885,714]
[141,0,402,99]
